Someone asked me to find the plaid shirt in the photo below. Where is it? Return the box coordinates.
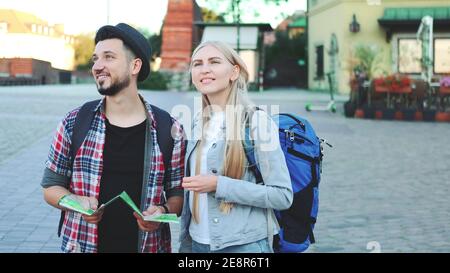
[45,98,185,253]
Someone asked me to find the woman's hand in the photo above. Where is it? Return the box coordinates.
[182,175,218,193]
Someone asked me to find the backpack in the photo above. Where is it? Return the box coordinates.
[244,111,330,253]
[57,99,174,237]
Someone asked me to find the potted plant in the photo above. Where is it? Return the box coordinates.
[435,75,450,122]
[373,74,413,120]
[373,74,411,93]
[347,44,384,119]
[400,105,417,121]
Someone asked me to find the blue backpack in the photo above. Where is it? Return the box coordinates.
[244,111,329,253]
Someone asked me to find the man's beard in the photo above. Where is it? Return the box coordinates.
[97,75,131,96]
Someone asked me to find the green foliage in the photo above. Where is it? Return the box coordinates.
[74,33,95,71]
[138,70,169,90]
[148,33,162,58]
[201,7,225,22]
[137,28,162,59]
[198,0,289,23]
[351,44,385,79]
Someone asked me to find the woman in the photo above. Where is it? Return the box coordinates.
[179,41,293,253]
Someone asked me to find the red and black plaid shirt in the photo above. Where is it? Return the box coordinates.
[46,98,185,253]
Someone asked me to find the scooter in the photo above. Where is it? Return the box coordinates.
[305,73,337,113]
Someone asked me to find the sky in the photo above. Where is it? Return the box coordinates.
[0,0,306,35]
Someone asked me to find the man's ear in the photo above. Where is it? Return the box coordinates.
[230,65,240,81]
[131,58,142,77]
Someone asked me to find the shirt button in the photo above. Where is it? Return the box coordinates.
[211,169,217,174]
[213,218,219,223]
[212,143,217,149]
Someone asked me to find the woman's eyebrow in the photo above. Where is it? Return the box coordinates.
[192,56,223,62]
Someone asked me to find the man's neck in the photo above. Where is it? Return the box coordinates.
[104,87,147,127]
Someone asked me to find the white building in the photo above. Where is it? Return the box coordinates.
[195,22,273,84]
[0,9,75,71]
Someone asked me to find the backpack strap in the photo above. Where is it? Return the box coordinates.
[70,100,102,164]
[149,104,174,188]
[243,107,263,184]
[58,99,100,237]
[243,108,282,249]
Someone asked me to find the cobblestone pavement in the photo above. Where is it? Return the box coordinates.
[1,85,449,253]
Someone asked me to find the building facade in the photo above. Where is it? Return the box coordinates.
[0,9,75,72]
[195,22,273,84]
[308,0,450,94]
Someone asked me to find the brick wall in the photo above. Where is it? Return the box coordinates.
[160,0,198,71]
[0,59,10,76]
[10,58,33,77]
[0,58,63,84]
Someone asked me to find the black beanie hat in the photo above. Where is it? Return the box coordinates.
[95,23,152,82]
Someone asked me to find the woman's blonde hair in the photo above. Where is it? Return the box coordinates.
[190,41,253,223]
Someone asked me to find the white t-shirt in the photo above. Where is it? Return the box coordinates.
[189,111,224,245]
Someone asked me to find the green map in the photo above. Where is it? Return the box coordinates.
[58,191,179,223]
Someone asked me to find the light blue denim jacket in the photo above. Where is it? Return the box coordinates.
[178,111,293,252]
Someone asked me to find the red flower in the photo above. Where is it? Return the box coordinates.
[374,74,410,90]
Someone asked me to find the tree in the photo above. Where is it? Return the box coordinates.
[197,0,289,52]
[201,7,225,23]
[148,32,162,60]
[137,27,162,60]
[74,33,95,71]
[197,0,289,23]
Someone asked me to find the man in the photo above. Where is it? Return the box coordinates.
[41,23,185,253]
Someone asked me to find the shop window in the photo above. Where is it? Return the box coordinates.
[398,38,421,74]
[435,38,450,74]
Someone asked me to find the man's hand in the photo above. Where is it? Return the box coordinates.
[182,175,218,193]
[74,195,104,224]
[133,206,164,232]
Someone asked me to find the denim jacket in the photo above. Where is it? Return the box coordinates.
[179,110,293,252]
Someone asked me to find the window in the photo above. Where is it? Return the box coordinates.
[398,39,421,74]
[315,45,324,79]
[435,38,450,74]
[31,24,37,33]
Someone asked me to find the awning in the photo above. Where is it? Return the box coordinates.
[378,7,450,41]
[379,7,450,21]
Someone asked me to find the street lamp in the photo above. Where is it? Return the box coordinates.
[232,0,241,53]
[349,14,360,33]
[106,0,110,25]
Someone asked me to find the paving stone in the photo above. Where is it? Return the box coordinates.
[1,85,449,253]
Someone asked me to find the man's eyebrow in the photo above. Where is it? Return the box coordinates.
[92,50,117,57]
